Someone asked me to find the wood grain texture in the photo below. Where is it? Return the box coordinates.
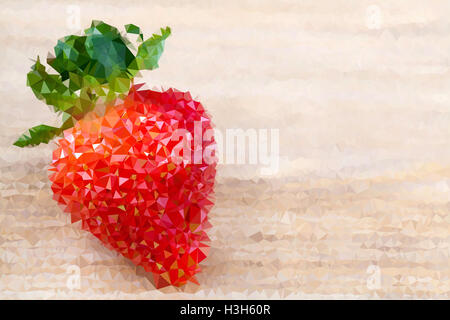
[0,0,449,299]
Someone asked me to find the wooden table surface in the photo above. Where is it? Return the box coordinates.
[0,0,449,299]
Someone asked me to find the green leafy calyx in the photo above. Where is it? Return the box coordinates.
[15,20,171,147]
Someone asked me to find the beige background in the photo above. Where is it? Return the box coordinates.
[1,0,450,299]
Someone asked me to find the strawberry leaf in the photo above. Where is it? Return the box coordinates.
[13,124,61,147]
[27,57,78,113]
[16,21,171,148]
[125,23,143,42]
[135,27,171,71]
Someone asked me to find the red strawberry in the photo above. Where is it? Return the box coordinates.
[15,21,217,288]
[50,86,216,287]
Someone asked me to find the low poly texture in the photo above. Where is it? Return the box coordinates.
[49,86,217,287]
[15,20,170,147]
[13,20,218,288]
[3,1,450,300]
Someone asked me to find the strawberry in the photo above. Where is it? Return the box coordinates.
[14,21,217,288]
